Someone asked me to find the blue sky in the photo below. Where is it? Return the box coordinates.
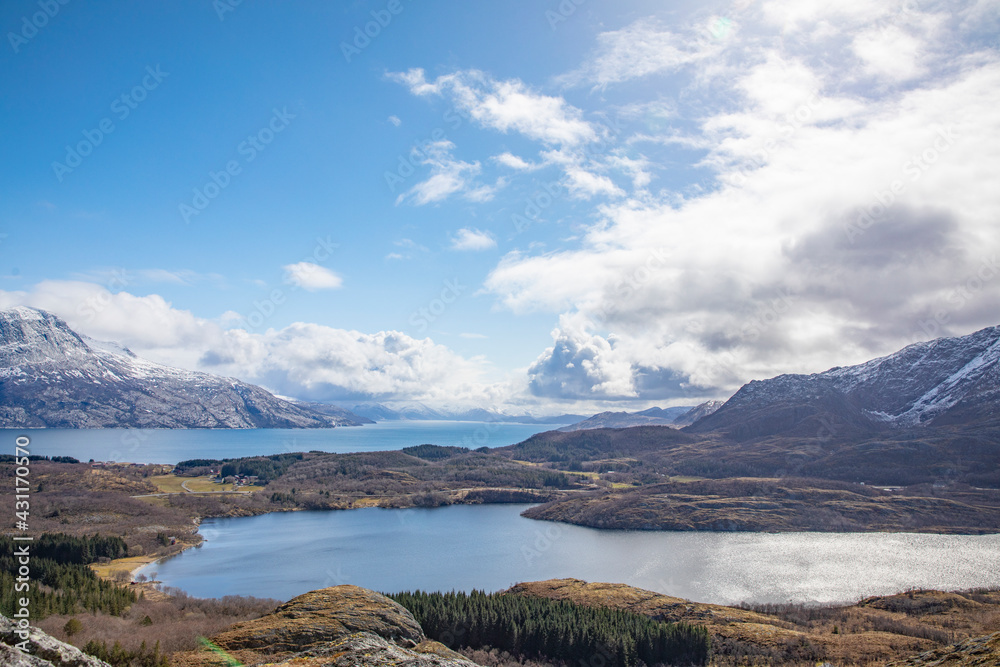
[2,0,999,414]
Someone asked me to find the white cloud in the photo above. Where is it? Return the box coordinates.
[852,25,926,81]
[395,140,485,206]
[450,228,497,251]
[560,19,721,88]
[483,15,1000,401]
[494,152,541,171]
[389,68,598,146]
[282,262,343,291]
[0,282,501,408]
[388,115,402,127]
[564,167,624,200]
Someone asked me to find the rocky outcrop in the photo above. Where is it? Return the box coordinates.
[0,615,110,667]
[211,585,424,653]
[173,585,485,666]
[269,631,481,667]
[888,631,1000,666]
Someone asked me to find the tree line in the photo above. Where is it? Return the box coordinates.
[82,639,170,667]
[175,452,304,482]
[0,533,136,619]
[388,590,711,666]
[0,454,79,464]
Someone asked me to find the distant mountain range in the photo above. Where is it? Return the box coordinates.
[560,322,1000,439]
[346,401,585,425]
[4,305,997,441]
[505,325,1000,488]
[688,324,1000,439]
[558,403,724,432]
[0,307,370,428]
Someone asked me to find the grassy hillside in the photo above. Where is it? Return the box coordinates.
[509,579,1000,667]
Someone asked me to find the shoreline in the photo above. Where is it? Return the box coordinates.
[91,536,201,583]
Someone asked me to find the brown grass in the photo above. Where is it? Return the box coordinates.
[507,579,1000,666]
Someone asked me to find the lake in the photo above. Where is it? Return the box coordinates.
[2,421,562,464]
[140,503,1000,606]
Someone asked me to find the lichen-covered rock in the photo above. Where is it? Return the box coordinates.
[0,615,110,667]
[888,631,1000,666]
[276,631,483,667]
[210,585,425,656]
[171,587,484,667]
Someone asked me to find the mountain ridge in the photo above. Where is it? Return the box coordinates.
[0,307,369,429]
[687,325,1000,440]
[559,401,724,432]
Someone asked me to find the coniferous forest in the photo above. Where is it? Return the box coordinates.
[0,533,135,619]
[389,590,711,666]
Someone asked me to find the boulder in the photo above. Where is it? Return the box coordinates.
[888,631,1000,666]
[0,615,110,667]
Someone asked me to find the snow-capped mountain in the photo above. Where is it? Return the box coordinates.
[688,325,1000,439]
[0,307,367,428]
[670,400,725,428]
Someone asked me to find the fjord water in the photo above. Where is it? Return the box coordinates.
[3,421,558,463]
[142,504,1000,606]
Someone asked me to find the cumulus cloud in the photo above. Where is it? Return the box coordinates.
[564,167,624,199]
[483,2,1000,400]
[395,140,483,206]
[450,228,497,251]
[525,315,724,401]
[494,152,541,171]
[0,282,502,408]
[389,68,598,147]
[282,262,343,291]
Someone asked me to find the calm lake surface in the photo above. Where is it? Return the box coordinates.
[2,421,561,464]
[141,504,1000,606]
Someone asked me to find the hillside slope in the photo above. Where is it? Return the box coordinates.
[688,326,1000,440]
[0,307,365,428]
